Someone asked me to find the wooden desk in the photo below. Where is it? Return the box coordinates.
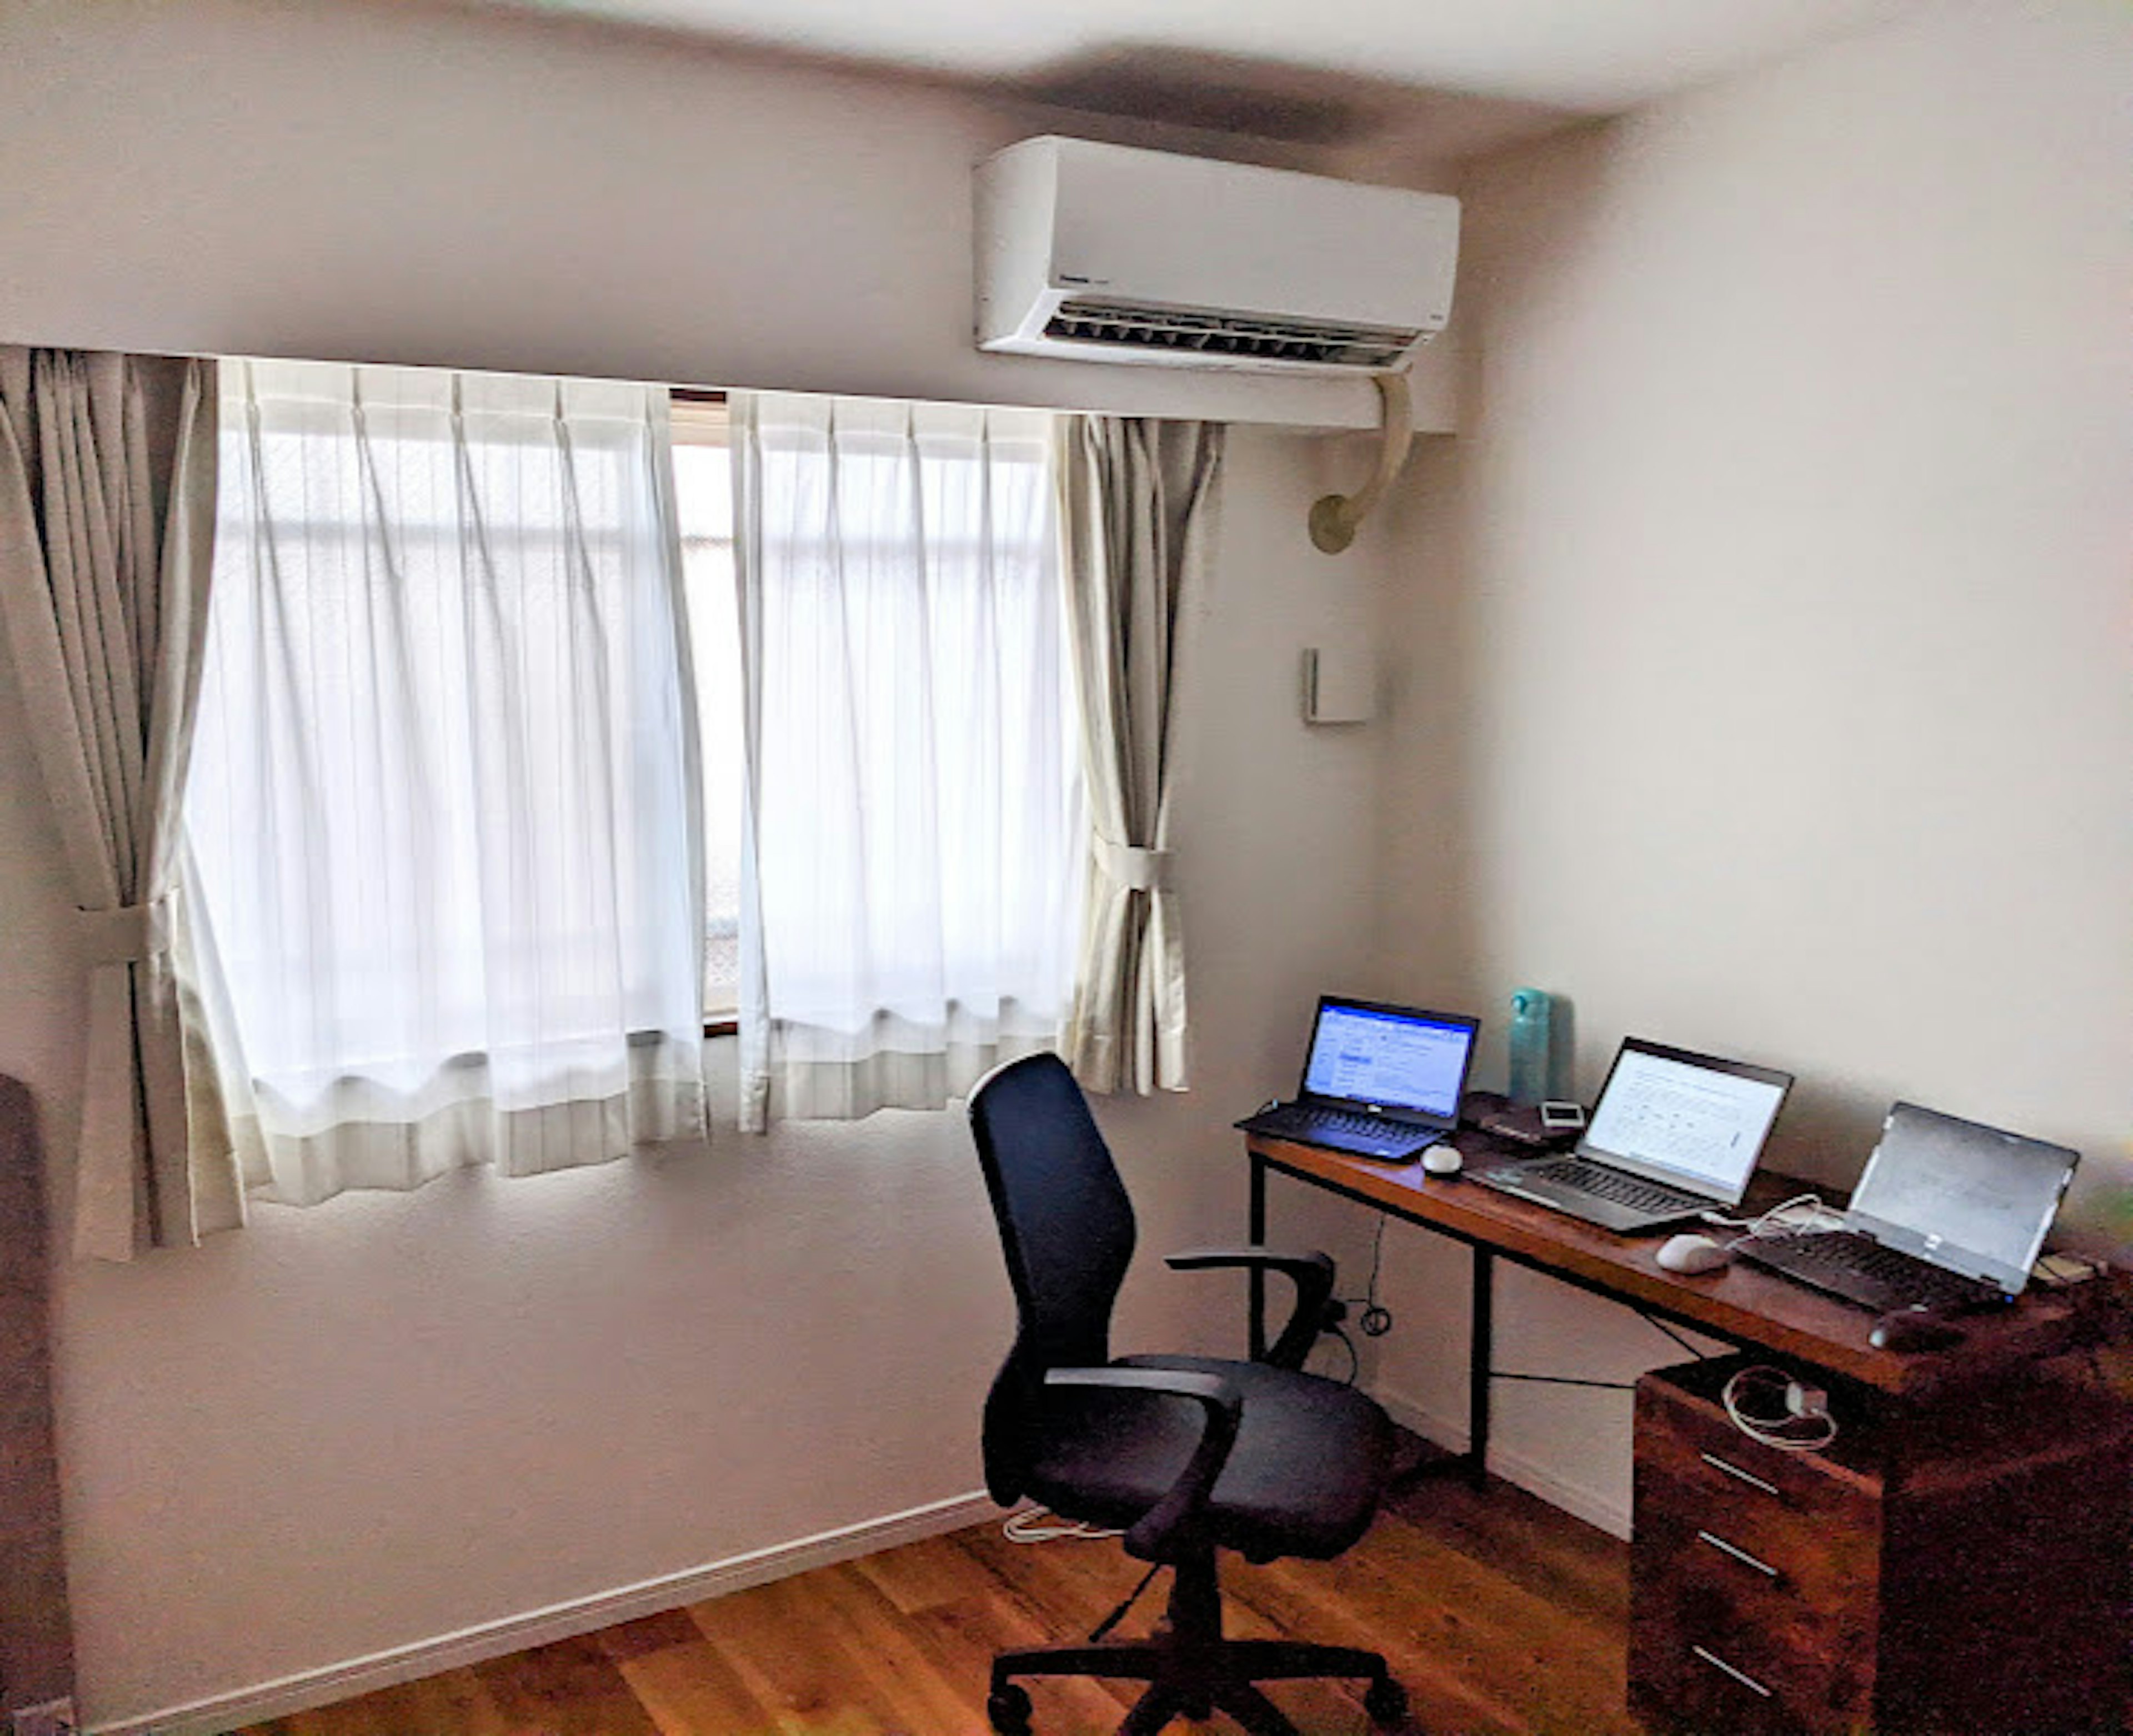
[1246,1130,2098,1475]
[1248,1130,2131,1735]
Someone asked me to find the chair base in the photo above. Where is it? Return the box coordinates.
[985,1553,1409,1735]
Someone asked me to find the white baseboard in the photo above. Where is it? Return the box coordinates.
[94,1490,1000,1736]
[97,1399,1630,1734]
[1371,1384,1631,1540]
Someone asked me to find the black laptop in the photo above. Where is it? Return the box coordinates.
[1474,1037,1793,1233]
[1235,996,1480,1163]
[1733,1102,2077,1313]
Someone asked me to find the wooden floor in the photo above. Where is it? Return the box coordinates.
[239,1475,1641,1736]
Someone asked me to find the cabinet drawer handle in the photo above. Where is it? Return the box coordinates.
[1697,1529,1780,1578]
[1700,1450,1780,1496]
[1691,1644,1775,1699]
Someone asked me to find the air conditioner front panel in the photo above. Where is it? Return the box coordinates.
[1048,141,1455,335]
[974,137,1459,372]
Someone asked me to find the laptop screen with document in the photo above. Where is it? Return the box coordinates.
[1578,1038,1791,1206]
[1301,997,1477,1124]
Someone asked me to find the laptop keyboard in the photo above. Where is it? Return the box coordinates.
[1739,1229,1997,1312]
[1313,1109,1405,1138]
[1260,1105,1423,1141]
[1523,1157,1703,1216]
[1249,1103,1435,1156]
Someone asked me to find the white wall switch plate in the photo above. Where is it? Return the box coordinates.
[1302,647,1375,724]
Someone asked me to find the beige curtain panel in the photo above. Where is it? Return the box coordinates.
[0,348,240,1260]
[1054,417,1225,1096]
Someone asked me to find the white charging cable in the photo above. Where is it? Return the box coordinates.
[1721,1364,1839,1453]
[1701,1192,1847,1245]
[1003,1505,1122,1543]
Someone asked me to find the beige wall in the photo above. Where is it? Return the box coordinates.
[0,0,1455,434]
[0,6,1427,1722]
[1366,0,2133,1531]
[8,0,2130,1715]
[0,424,1396,1728]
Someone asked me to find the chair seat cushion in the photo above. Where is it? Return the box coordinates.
[1022,1354,1395,1563]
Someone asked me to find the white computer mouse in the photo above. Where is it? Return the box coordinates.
[1422,1144,1463,1177]
[1655,1233,1730,1276]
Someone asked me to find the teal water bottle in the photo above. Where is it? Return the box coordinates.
[1507,988,1555,1107]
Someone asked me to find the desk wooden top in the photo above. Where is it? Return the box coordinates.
[1248,1131,2107,1398]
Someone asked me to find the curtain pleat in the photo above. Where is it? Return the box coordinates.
[184,360,705,1203]
[733,393,1080,1128]
[0,347,239,1259]
[1054,417,1224,1096]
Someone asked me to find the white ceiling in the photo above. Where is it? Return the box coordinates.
[485,0,1935,115]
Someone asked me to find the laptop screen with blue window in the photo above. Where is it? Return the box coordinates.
[1302,999,1476,1122]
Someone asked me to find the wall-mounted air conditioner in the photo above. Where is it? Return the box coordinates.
[974,136,1459,375]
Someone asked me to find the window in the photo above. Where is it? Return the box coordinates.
[732,394,1082,1125]
[186,360,704,1201]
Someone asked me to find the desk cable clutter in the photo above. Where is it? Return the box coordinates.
[1698,1192,1847,1243]
[1721,1364,1839,1453]
[1695,1195,1849,1453]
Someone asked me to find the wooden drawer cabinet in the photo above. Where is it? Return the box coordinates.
[1631,1354,2132,1736]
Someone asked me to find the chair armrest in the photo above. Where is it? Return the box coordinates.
[1166,1246,1337,1371]
[1044,1367,1243,1562]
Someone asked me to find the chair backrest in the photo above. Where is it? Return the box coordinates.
[968,1051,1136,1502]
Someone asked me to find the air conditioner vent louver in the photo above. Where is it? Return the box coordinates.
[1043,299,1424,371]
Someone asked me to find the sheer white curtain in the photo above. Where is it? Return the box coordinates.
[186,360,705,1205]
[733,394,1080,1127]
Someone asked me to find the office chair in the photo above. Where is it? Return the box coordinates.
[968,1051,1410,1736]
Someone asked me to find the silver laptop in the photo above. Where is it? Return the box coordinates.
[1235,996,1480,1163]
[1475,1037,1793,1232]
[1734,1102,2077,1312]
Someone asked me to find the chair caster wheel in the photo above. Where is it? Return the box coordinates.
[987,1682,1034,1734]
[1364,1674,1409,1727]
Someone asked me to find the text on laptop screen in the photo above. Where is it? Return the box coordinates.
[1584,1048,1786,1199]
[1304,1005,1473,1118]
[1850,1104,2076,1282]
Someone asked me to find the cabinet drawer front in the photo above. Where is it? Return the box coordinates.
[1633,1635,1861,1736]
[1638,1382,1881,1523]
[1633,1514,1877,1730]
[1636,1457,1880,1613]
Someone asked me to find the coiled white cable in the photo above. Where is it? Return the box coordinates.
[1721,1364,1839,1454]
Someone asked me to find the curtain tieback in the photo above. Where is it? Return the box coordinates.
[1095,836,1174,892]
[76,891,175,965]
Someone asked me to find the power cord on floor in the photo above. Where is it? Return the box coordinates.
[1003,1505,1122,1543]
[1088,1563,1165,1641]
[1004,1507,1161,1640]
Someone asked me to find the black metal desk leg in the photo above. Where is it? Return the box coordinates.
[1248,1154,1268,1362]
[1467,1246,1494,1490]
